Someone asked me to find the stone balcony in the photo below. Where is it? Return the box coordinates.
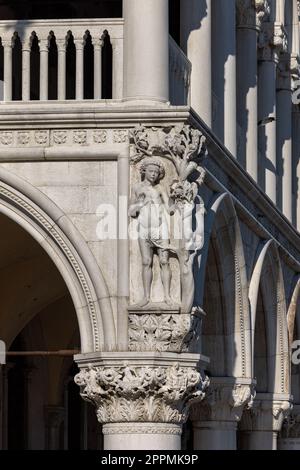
[0,18,190,109]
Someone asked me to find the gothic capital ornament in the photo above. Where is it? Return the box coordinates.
[240,395,292,432]
[258,22,288,62]
[75,361,209,425]
[190,379,255,423]
[236,0,271,29]
[280,406,300,439]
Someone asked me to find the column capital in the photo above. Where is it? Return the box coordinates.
[277,53,292,91]
[291,53,300,87]
[190,378,255,423]
[44,405,65,429]
[56,38,68,52]
[75,353,209,426]
[236,0,271,30]
[280,405,300,439]
[258,21,288,62]
[39,38,50,53]
[93,37,104,50]
[240,393,292,432]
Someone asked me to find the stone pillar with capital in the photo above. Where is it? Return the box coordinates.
[258,17,288,204]
[75,353,209,450]
[239,393,292,450]
[190,378,254,450]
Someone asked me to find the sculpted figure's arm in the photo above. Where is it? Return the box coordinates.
[161,186,175,216]
[128,184,146,218]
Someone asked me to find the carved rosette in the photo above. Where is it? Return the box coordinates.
[258,22,288,62]
[128,307,205,353]
[240,397,292,432]
[236,0,271,30]
[190,380,255,423]
[75,362,209,425]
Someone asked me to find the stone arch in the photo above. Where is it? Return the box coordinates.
[287,276,300,347]
[197,192,251,378]
[0,165,116,352]
[249,240,289,394]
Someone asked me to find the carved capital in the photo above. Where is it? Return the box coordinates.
[277,54,292,91]
[258,22,288,62]
[280,405,300,439]
[75,355,209,425]
[190,378,255,423]
[240,394,292,432]
[236,0,270,29]
[128,307,205,353]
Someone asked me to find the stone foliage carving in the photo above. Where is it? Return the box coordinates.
[75,363,209,425]
[128,307,204,353]
[236,0,271,29]
[258,22,288,62]
[281,410,300,438]
[129,124,207,314]
[190,382,255,423]
[240,399,292,432]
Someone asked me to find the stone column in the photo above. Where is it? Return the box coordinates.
[123,0,169,103]
[236,0,269,180]
[39,39,49,100]
[278,405,300,450]
[212,0,237,156]
[180,0,212,126]
[22,38,31,101]
[239,393,292,450]
[75,39,84,100]
[2,39,12,102]
[57,39,67,100]
[111,38,124,100]
[277,54,292,220]
[45,405,65,450]
[258,21,287,203]
[191,378,254,450]
[75,352,209,450]
[93,38,103,100]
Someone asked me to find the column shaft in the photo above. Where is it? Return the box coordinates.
[75,41,84,100]
[3,43,12,101]
[123,0,169,102]
[193,421,237,450]
[57,42,66,100]
[237,26,258,179]
[94,41,102,99]
[212,0,236,156]
[258,60,277,203]
[111,38,123,99]
[180,0,212,126]
[39,42,49,100]
[277,87,292,220]
[103,423,181,450]
[22,45,31,101]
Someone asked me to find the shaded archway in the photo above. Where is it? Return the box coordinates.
[0,165,116,352]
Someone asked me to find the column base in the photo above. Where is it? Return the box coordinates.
[103,423,182,450]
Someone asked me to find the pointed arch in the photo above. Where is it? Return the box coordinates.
[249,240,289,394]
[197,192,251,378]
[0,165,116,352]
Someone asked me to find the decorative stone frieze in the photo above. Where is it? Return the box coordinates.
[240,394,292,432]
[128,306,205,353]
[190,378,255,423]
[258,22,288,62]
[75,355,209,426]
